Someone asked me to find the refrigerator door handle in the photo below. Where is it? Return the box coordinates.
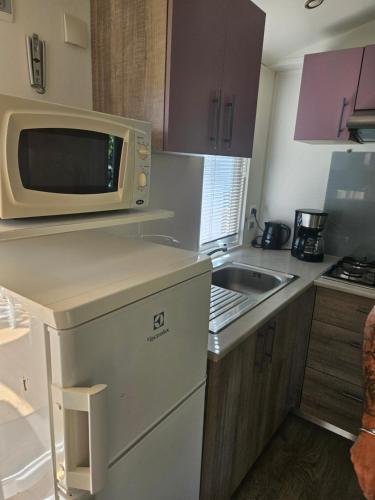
[51,383,108,494]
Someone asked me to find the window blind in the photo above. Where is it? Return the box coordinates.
[199,156,248,247]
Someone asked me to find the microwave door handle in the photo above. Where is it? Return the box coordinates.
[52,383,108,494]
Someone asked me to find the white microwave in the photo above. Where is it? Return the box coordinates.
[0,94,151,218]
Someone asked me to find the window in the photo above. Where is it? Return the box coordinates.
[199,155,249,249]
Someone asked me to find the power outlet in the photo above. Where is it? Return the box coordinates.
[249,205,257,217]
[0,0,13,22]
[247,205,257,230]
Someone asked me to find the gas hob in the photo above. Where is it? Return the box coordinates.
[324,257,375,288]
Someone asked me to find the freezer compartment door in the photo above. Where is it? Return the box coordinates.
[49,272,210,467]
[96,384,205,500]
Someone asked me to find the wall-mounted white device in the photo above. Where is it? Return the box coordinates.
[26,33,46,94]
[64,12,88,48]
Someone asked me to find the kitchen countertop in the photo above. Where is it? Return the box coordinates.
[208,248,338,361]
[314,275,375,300]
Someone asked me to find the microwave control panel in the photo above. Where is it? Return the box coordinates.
[133,133,151,208]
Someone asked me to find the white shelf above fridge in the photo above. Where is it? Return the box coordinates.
[0,208,174,242]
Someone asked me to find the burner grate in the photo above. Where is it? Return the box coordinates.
[327,257,375,287]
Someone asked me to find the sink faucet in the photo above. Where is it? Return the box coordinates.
[207,246,228,256]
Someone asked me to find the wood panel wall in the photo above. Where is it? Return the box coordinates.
[91,0,168,149]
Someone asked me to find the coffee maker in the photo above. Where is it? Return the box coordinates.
[291,209,328,262]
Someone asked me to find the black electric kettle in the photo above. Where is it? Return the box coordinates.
[260,222,291,250]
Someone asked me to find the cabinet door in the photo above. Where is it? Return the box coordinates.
[314,286,373,334]
[301,367,363,436]
[200,331,262,500]
[229,321,274,493]
[260,314,296,441]
[355,45,375,110]
[307,320,362,387]
[294,48,364,141]
[200,290,315,500]
[165,0,228,155]
[219,0,265,157]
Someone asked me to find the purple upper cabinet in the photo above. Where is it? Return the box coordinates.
[165,0,265,157]
[294,48,364,142]
[355,45,375,110]
[164,0,228,155]
[218,0,265,157]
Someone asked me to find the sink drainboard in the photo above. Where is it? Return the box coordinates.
[210,285,248,323]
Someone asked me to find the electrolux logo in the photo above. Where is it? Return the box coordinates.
[147,312,170,342]
[153,312,165,330]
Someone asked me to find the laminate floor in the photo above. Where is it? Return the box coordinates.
[232,415,364,500]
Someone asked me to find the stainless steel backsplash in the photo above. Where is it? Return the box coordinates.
[324,152,375,260]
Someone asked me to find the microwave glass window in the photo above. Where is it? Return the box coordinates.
[18,128,123,194]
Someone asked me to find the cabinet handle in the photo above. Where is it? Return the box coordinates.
[349,341,362,350]
[209,90,221,148]
[255,321,276,368]
[336,97,349,138]
[223,97,235,148]
[255,330,266,368]
[357,307,372,315]
[264,322,276,364]
[341,391,363,404]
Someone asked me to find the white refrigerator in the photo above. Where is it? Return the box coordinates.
[0,231,211,499]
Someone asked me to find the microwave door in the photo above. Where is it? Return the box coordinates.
[18,129,123,195]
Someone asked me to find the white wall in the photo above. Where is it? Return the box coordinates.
[285,18,375,66]
[243,64,275,245]
[0,0,92,108]
[259,25,375,229]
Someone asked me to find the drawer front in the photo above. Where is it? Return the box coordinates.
[307,320,363,386]
[301,367,363,435]
[314,287,374,333]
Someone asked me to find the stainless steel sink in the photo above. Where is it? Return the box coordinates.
[209,262,296,334]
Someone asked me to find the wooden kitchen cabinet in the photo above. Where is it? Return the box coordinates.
[302,367,363,436]
[91,0,265,157]
[355,45,375,110]
[307,320,362,386]
[218,0,265,157]
[314,286,373,334]
[301,286,372,436]
[294,48,364,142]
[200,288,315,500]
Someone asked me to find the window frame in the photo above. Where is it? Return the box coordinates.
[199,156,250,253]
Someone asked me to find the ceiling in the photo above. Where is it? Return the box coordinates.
[252,0,375,66]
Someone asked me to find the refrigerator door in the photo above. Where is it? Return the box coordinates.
[48,272,210,495]
[96,384,205,500]
[0,292,55,499]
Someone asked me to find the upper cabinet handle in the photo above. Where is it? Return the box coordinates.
[223,97,235,148]
[209,90,221,148]
[336,97,349,138]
